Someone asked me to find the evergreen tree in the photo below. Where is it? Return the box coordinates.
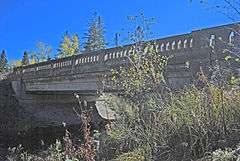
[22,51,29,66]
[57,32,80,58]
[0,50,8,73]
[84,13,106,51]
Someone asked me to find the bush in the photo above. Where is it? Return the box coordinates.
[6,99,95,161]
[101,77,240,160]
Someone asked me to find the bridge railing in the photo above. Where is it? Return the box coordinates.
[0,72,11,80]
[13,33,195,76]
[10,23,240,82]
[13,51,102,75]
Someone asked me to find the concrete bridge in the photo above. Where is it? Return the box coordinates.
[2,23,240,129]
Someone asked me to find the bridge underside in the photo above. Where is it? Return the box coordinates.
[10,79,110,130]
[23,94,104,127]
[25,80,102,93]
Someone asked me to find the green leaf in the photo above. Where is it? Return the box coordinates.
[224,55,232,61]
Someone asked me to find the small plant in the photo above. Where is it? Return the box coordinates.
[113,148,148,161]
[6,95,97,161]
[212,149,236,161]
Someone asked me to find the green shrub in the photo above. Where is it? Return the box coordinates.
[101,80,240,160]
[112,148,149,161]
[212,149,236,161]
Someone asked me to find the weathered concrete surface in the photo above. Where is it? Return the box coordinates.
[0,80,28,131]
[2,23,240,129]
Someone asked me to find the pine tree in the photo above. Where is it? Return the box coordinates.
[0,50,8,73]
[22,51,29,66]
[84,13,106,51]
[57,32,80,58]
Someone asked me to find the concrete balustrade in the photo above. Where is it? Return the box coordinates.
[12,23,240,78]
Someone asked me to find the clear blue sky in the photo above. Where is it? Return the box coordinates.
[0,0,232,61]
